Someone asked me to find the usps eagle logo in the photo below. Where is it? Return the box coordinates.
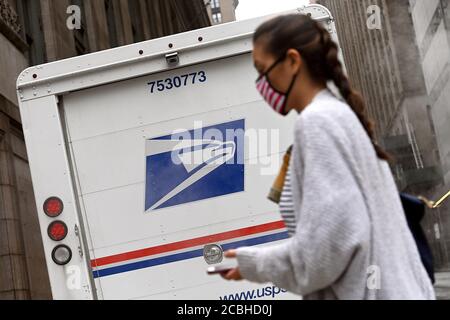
[145,120,245,211]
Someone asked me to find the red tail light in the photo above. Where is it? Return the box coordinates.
[43,197,64,217]
[47,221,68,241]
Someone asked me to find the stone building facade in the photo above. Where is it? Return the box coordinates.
[0,0,210,299]
[316,0,450,269]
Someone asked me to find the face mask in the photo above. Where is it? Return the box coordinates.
[256,55,297,116]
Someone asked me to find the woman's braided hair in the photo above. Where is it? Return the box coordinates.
[254,14,391,161]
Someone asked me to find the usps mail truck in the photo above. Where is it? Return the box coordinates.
[16,4,340,300]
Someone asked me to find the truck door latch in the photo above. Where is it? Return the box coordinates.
[165,52,179,67]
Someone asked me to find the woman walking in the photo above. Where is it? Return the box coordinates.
[221,14,435,300]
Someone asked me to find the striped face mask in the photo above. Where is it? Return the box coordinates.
[255,55,297,116]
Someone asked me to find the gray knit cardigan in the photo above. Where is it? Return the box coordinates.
[236,89,436,300]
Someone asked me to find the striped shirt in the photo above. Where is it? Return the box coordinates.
[279,162,296,237]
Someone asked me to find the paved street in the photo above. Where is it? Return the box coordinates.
[434,272,450,300]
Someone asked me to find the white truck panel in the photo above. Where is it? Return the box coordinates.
[66,107,294,195]
[75,155,285,250]
[62,55,260,141]
[97,245,297,300]
[20,96,95,299]
[16,4,339,300]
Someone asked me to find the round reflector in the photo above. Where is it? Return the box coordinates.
[43,197,64,217]
[52,245,72,266]
[47,221,68,241]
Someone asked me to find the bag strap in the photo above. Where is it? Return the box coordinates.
[267,145,293,204]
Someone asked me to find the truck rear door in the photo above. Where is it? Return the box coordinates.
[61,51,297,299]
[17,5,338,300]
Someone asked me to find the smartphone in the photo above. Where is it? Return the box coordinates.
[206,265,235,275]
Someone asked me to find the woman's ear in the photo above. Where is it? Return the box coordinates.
[286,48,302,75]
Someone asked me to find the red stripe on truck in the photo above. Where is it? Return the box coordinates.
[91,220,285,268]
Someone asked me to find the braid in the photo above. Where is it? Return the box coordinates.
[316,22,391,161]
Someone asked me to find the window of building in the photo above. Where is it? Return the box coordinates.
[441,0,449,30]
[211,0,220,9]
[128,0,145,43]
[70,0,90,55]
[105,0,118,48]
[211,0,221,16]
[212,12,222,24]
[16,0,47,65]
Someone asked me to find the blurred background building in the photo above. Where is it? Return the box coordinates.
[206,0,239,25]
[316,0,450,270]
[0,0,210,300]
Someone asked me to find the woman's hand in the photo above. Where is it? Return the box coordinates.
[221,250,243,281]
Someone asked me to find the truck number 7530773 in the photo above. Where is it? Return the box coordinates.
[147,70,207,94]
